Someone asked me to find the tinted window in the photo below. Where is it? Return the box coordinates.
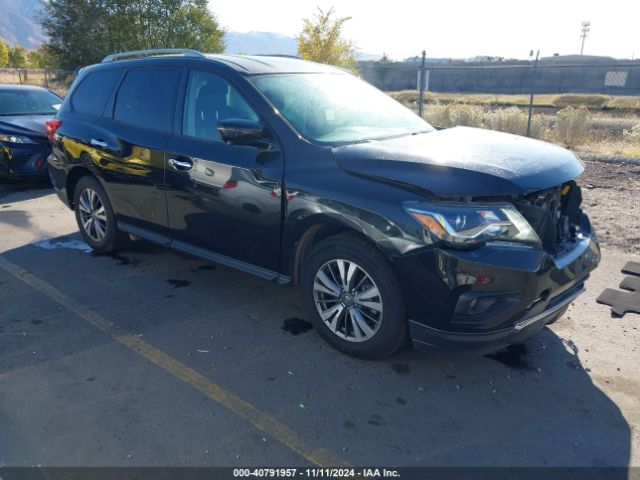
[114,69,180,132]
[71,70,121,117]
[183,70,259,142]
[0,89,61,116]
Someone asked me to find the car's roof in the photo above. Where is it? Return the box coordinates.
[203,55,345,75]
[86,54,346,76]
[0,84,52,92]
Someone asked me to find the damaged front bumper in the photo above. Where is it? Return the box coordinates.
[393,213,600,355]
[0,142,51,179]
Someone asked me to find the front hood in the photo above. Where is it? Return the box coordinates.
[332,126,584,197]
[0,115,52,141]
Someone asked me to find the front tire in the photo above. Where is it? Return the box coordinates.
[300,233,408,359]
[73,176,124,253]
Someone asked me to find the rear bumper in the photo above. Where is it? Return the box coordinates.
[0,143,51,179]
[47,153,72,208]
[392,213,600,354]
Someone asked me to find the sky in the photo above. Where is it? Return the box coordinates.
[210,0,640,60]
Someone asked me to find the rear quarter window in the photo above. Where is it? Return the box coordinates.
[113,68,180,132]
[70,69,121,117]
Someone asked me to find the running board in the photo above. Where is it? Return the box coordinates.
[118,222,291,285]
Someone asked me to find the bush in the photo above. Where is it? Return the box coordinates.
[484,106,548,138]
[623,124,640,143]
[552,94,608,109]
[426,104,485,128]
[555,106,592,147]
[426,104,548,139]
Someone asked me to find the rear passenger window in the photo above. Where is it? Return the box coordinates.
[71,70,121,116]
[114,68,180,132]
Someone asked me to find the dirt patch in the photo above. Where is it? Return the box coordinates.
[578,160,640,255]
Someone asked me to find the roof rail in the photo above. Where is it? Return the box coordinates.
[101,49,206,63]
[254,54,301,59]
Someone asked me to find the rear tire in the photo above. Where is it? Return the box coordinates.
[73,176,126,254]
[300,233,408,359]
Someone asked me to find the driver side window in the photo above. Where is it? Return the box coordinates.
[182,71,259,142]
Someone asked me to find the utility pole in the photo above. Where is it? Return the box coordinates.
[526,49,540,138]
[418,50,426,118]
[580,21,591,55]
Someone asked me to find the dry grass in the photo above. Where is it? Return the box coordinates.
[484,107,548,138]
[0,71,73,97]
[422,102,640,158]
[555,107,592,147]
[391,90,640,112]
[425,104,549,139]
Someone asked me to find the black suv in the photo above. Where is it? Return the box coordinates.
[48,49,600,359]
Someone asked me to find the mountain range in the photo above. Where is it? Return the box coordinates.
[0,0,46,49]
[0,0,381,59]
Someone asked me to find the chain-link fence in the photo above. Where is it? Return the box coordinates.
[0,68,76,97]
[359,57,640,158]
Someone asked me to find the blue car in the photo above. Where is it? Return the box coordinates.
[0,84,62,180]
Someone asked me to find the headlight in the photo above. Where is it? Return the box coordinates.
[405,202,541,248]
[0,133,36,144]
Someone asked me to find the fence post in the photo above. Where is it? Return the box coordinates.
[418,50,426,118]
[526,50,540,137]
[44,70,49,89]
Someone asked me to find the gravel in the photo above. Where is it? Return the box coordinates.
[578,160,640,255]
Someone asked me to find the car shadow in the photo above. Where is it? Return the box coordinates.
[0,236,632,471]
[0,178,53,203]
[381,333,631,470]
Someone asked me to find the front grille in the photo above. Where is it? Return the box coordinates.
[512,181,583,253]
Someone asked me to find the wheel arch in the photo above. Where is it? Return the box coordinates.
[65,165,96,208]
[286,213,397,286]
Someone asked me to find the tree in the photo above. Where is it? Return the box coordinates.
[0,37,8,67]
[8,45,27,68]
[297,7,357,67]
[27,45,59,69]
[40,0,225,70]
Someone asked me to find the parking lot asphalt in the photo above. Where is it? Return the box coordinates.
[1,181,639,468]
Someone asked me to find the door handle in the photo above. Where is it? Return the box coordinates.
[90,138,108,148]
[168,157,194,171]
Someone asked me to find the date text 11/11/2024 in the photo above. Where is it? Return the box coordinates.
[232,468,401,478]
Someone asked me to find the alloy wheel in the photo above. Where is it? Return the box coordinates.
[312,259,383,342]
[78,188,108,242]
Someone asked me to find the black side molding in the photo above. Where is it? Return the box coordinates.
[118,222,291,285]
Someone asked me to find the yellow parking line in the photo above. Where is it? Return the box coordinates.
[0,255,349,467]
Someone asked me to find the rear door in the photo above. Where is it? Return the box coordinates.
[91,67,181,233]
[164,68,284,275]
[51,68,122,182]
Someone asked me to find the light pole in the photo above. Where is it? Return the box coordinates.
[580,21,591,55]
[418,50,426,118]
[526,49,540,137]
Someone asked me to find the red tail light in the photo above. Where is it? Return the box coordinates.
[222,180,238,189]
[45,119,62,141]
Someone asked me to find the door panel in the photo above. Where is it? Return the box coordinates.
[91,118,169,230]
[90,67,180,232]
[165,136,284,271]
[165,68,283,272]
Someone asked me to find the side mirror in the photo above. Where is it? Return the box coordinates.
[217,118,266,146]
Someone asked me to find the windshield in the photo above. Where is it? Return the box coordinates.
[0,89,62,116]
[253,73,433,144]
